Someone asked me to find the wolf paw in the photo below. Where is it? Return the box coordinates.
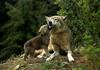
[67,51,74,62]
[68,55,74,62]
[46,57,53,61]
[46,52,59,61]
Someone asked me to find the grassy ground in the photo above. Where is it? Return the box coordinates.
[0,47,100,70]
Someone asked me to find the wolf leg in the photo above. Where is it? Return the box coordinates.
[37,49,45,58]
[46,44,59,61]
[46,51,59,61]
[62,45,74,62]
[67,50,74,62]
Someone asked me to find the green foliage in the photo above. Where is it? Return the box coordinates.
[0,0,57,61]
[80,45,100,70]
[0,0,59,61]
[0,45,21,61]
[38,61,66,70]
[54,0,100,47]
[55,1,100,69]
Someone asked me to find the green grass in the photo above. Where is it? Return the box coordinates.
[38,60,66,70]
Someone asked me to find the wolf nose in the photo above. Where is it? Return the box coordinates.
[49,21,52,26]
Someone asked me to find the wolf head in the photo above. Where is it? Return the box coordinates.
[45,16,66,30]
[38,24,49,35]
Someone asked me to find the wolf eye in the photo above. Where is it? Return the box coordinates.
[54,19,58,21]
[54,19,59,22]
[54,19,58,20]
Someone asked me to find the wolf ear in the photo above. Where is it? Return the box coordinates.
[61,16,66,20]
[45,16,48,19]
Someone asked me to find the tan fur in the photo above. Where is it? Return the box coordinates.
[45,16,74,62]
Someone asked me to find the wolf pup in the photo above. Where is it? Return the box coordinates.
[45,16,74,62]
[24,25,50,61]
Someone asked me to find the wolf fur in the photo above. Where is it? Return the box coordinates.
[45,16,74,62]
[24,25,50,61]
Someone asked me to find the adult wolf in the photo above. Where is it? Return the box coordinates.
[45,16,74,62]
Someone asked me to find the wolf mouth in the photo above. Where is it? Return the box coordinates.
[47,21,53,30]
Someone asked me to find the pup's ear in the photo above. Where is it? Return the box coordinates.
[38,24,47,33]
[38,28,41,33]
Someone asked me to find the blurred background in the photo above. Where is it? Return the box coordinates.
[0,0,100,62]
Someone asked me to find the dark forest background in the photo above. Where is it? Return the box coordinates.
[0,0,100,62]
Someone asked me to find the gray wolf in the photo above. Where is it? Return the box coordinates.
[45,16,74,62]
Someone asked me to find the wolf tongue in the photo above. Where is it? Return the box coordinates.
[48,26,52,30]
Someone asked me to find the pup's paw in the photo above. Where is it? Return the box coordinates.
[37,55,44,58]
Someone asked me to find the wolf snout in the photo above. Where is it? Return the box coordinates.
[47,21,53,30]
[49,21,52,26]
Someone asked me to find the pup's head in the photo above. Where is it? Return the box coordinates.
[38,24,49,35]
[45,16,66,30]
